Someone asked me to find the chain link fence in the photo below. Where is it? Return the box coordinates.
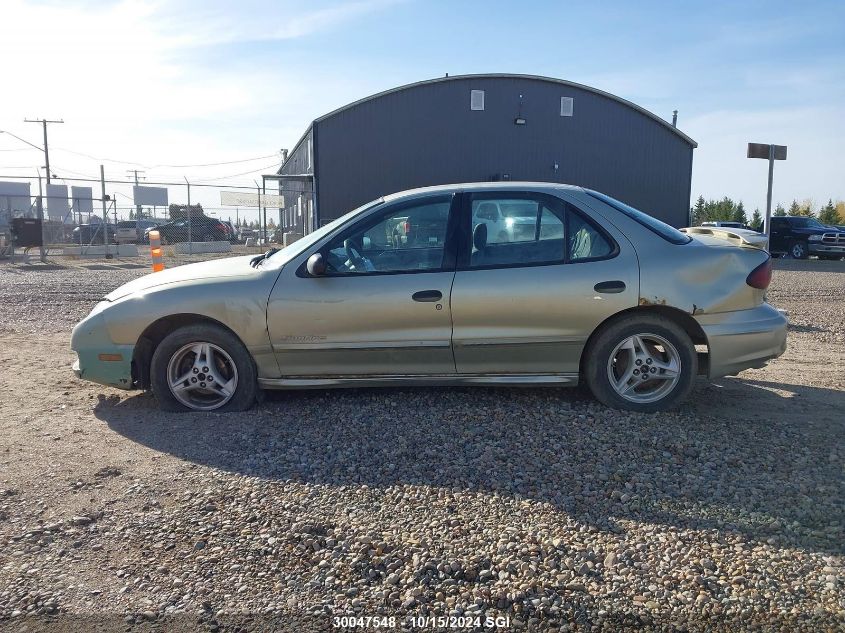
[1,187,314,268]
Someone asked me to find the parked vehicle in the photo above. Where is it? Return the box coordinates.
[116,219,160,244]
[71,182,787,413]
[144,216,230,244]
[220,221,238,243]
[768,216,845,260]
[471,199,544,243]
[71,223,115,244]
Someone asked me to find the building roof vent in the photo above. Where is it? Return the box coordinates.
[560,96,574,117]
[470,90,485,111]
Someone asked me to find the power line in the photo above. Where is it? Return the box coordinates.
[193,162,281,182]
[0,173,259,189]
[52,147,280,169]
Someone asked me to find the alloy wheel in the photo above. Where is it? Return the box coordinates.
[166,342,238,410]
[606,333,682,404]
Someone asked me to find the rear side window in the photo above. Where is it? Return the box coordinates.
[586,190,691,245]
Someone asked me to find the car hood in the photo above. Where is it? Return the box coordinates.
[103,255,259,301]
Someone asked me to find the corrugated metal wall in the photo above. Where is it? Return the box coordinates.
[313,76,694,227]
[278,128,315,236]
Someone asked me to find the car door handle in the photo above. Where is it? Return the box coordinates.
[412,290,442,302]
[594,280,626,294]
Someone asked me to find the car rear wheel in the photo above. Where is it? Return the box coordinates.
[150,324,258,412]
[789,240,808,259]
[584,315,697,412]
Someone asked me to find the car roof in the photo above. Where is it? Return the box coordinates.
[382,181,584,202]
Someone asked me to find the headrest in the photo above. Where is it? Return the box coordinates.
[473,223,488,251]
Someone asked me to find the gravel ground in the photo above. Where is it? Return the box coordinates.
[0,256,843,632]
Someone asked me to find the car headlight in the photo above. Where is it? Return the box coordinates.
[808,235,822,241]
[505,218,515,228]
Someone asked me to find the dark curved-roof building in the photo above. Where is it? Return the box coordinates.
[274,74,696,234]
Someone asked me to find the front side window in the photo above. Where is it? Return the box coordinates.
[323,196,452,274]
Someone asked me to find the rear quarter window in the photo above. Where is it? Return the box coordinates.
[586,190,691,245]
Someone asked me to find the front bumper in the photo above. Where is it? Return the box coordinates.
[809,243,845,256]
[71,310,135,390]
[697,303,788,379]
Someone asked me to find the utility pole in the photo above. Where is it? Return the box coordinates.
[126,169,145,219]
[24,118,63,184]
[100,165,109,255]
[185,177,192,255]
[35,169,46,262]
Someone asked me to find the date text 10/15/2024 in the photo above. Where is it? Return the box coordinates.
[333,615,512,628]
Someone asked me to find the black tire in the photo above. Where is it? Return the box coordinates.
[150,324,259,412]
[583,314,697,413]
[789,240,809,259]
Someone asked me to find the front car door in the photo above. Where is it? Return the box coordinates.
[450,189,639,375]
[266,194,458,376]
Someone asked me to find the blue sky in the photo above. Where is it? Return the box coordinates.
[1,0,842,220]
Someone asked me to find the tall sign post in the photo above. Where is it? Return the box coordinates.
[747,142,787,248]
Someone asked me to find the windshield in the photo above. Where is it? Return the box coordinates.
[789,217,826,229]
[585,190,692,245]
[264,198,383,267]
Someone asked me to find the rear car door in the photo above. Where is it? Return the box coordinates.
[450,190,639,375]
[267,194,459,376]
[769,217,788,252]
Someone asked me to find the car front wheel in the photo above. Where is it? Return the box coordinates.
[150,324,258,412]
[584,315,697,412]
[789,241,808,259]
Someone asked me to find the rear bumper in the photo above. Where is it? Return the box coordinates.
[696,303,788,379]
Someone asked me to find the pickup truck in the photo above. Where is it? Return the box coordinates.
[769,216,845,260]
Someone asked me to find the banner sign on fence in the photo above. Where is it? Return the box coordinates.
[71,186,94,215]
[133,185,169,207]
[46,184,69,220]
[0,181,31,215]
[220,191,284,208]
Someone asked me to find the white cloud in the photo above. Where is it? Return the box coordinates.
[0,0,399,216]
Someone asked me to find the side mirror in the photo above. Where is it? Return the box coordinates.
[306,252,327,276]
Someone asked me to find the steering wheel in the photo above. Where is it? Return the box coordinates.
[343,239,374,272]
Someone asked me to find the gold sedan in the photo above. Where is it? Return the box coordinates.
[71,183,787,413]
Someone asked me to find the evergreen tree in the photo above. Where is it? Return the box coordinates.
[774,203,786,216]
[750,208,763,230]
[818,199,840,226]
[733,201,747,225]
[692,195,706,225]
[787,200,801,216]
[714,197,736,221]
[791,200,814,217]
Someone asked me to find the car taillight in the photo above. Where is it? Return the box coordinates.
[216,222,227,232]
[403,220,411,233]
[746,257,772,289]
